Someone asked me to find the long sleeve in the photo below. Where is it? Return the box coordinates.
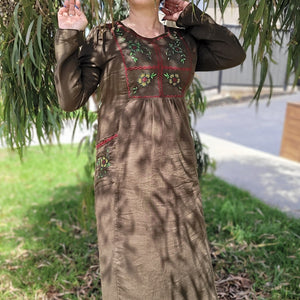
[54,27,104,112]
[176,3,246,71]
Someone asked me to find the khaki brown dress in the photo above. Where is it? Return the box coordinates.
[55,3,246,299]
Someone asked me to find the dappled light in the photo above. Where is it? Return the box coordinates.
[0,146,299,298]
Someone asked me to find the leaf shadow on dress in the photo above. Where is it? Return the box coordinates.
[94,100,217,299]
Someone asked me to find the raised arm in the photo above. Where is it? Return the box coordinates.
[162,0,246,71]
[54,0,102,112]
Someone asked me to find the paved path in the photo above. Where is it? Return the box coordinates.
[199,133,300,218]
[193,92,300,156]
[194,91,300,218]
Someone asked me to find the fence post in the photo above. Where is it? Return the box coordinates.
[218,70,223,94]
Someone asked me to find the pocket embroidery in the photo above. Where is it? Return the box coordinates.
[96,133,118,149]
[96,148,111,179]
[95,133,118,179]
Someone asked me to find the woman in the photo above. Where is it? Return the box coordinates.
[55,0,246,298]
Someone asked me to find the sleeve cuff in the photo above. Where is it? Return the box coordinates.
[55,29,85,46]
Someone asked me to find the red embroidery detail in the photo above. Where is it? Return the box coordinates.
[96,134,118,149]
[127,66,159,71]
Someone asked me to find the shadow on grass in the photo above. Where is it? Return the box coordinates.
[2,183,102,299]
[201,175,300,299]
[2,174,300,299]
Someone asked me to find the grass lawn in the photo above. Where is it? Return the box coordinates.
[0,145,299,299]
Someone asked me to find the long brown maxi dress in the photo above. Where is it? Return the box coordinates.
[55,3,246,299]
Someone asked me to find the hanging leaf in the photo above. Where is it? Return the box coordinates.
[254,0,266,24]
[253,56,269,102]
[25,20,35,45]
[36,15,44,57]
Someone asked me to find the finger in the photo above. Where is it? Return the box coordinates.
[165,0,181,5]
[164,2,179,10]
[75,0,82,15]
[75,0,81,10]
[58,7,68,16]
[164,1,178,7]
[63,0,70,8]
[164,0,179,6]
[63,0,70,15]
[161,7,172,16]
[164,0,182,9]
[163,6,176,14]
[69,0,75,16]
[75,9,83,17]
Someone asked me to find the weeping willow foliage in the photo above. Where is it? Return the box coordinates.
[233,0,300,99]
[0,0,127,156]
[0,0,299,163]
[0,0,61,155]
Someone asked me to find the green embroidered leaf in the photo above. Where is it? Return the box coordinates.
[164,73,170,79]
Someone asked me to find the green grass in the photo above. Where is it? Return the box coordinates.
[201,175,300,299]
[0,145,299,299]
[0,145,99,299]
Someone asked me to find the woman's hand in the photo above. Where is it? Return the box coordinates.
[58,0,88,31]
[161,0,190,22]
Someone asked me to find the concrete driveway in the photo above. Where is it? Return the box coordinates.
[194,91,300,218]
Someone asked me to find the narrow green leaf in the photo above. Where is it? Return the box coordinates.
[28,40,38,68]
[13,3,23,41]
[25,20,35,45]
[253,56,269,102]
[37,15,44,56]
[248,0,257,10]
[254,0,266,24]
[11,35,19,70]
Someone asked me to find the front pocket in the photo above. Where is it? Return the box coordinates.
[95,133,118,186]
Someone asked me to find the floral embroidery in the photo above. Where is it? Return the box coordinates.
[138,72,156,86]
[115,23,153,63]
[115,26,124,37]
[164,73,182,90]
[128,40,152,62]
[132,72,157,94]
[166,32,186,64]
[96,148,111,179]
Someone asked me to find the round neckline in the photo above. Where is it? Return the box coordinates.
[118,21,168,40]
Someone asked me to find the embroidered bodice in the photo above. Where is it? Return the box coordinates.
[113,22,195,99]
